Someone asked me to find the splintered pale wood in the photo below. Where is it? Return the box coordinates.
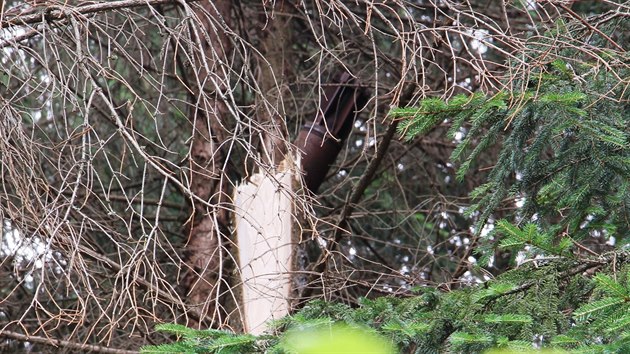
[234,165,294,335]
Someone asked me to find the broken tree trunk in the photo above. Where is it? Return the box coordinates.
[232,5,297,334]
[233,159,298,335]
[233,73,366,334]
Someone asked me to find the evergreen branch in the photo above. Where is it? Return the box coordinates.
[573,297,626,321]
[198,334,257,352]
[606,314,630,333]
[593,274,629,298]
[550,334,581,346]
[483,257,615,302]
[482,314,533,324]
[140,343,193,354]
[153,323,192,337]
[557,3,625,51]
[449,332,493,344]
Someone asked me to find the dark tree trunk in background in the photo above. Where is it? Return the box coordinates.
[255,3,293,167]
[181,0,234,328]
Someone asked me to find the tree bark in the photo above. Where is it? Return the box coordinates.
[181,0,233,328]
[255,2,292,167]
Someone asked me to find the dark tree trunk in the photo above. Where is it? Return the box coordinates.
[181,0,233,328]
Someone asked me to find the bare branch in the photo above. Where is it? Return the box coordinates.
[0,330,138,354]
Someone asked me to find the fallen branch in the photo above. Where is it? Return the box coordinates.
[0,329,138,354]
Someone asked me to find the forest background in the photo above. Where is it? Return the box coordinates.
[0,0,628,353]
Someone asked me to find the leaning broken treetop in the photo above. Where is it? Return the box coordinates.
[295,72,368,193]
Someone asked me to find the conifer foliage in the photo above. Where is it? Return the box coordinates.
[395,56,629,240]
[144,256,630,353]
